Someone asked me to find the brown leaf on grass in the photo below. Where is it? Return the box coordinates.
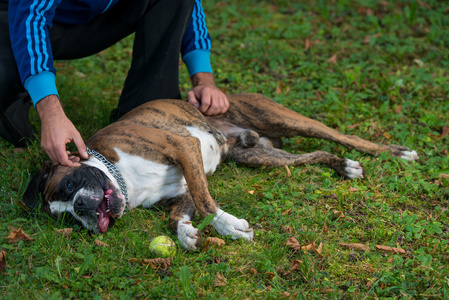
[383,132,392,139]
[0,249,6,273]
[247,190,255,194]
[289,260,303,271]
[314,242,324,254]
[332,210,345,219]
[284,165,292,178]
[301,243,314,251]
[282,208,292,216]
[348,187,359,192]
[283,225,292,234]
[265,271,276,281]
[322,221,328,233]
[304,38,311,50]
[439,173,449,179]
[394,105,402,114]
[206,237,225,248]
[214,272,227,287]
[285,237,301,251]
[275,84,282,95]
[375,245,406,254]
[326,54,338,65]
[56,228,73,238]
[94,239,109,247]
[141,258,171,270]
[339,242,370,252]
[440,125,449,137]
[418,1,431,9]
[7,228,34,243]
[249,268,257,276]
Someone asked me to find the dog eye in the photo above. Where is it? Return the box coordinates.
[66,181,73,192]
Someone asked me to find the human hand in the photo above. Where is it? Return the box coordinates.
[187,72,229,115]
[36,95,88,167]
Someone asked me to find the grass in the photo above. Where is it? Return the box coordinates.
[1,0,449,298]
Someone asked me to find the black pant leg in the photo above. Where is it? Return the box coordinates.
[0,3,34,146]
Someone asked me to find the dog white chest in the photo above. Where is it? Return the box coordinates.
[115,126,222,208]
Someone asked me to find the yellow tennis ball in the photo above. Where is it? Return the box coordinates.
[149,236,176,258]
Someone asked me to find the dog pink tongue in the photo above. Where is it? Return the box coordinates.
[97,191,112,233]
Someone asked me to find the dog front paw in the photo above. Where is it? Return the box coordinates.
[345,159,364,180]
[212,209,254,241]
[177,220,202,250]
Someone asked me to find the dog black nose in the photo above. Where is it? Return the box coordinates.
[74,198,88,213]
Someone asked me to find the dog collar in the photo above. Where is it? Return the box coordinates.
[86,147,129,204]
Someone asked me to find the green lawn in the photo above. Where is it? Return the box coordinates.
[1,1,449,299]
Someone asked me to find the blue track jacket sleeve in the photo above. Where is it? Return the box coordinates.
[9,0,62,106]
[181,0,213,77]
[8,0,212,107]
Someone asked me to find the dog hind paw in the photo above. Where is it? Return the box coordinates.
[387,145,419,161]
[345,159,364,180]
[212,209,254,241]
[177,220,202,250]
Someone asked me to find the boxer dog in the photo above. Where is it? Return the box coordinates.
[22,93,418,250]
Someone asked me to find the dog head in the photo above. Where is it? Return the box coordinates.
[22,161,126,233]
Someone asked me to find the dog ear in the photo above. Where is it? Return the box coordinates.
[20,161,54,210]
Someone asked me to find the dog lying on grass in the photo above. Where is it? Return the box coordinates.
[22,93,418,250]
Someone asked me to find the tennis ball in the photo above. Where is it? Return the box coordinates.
[149,236,176,258]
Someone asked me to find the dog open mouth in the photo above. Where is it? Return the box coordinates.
[97,189,115,233]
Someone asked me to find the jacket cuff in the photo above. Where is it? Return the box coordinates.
[24,72,59,107]
[182,49,213,77]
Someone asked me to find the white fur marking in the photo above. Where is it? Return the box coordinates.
[186,126,222,174]
[114,149,187,209]
[345,159,364,179]
[177,215,201,250]
[401,150,419,161]
[212,209,254,241]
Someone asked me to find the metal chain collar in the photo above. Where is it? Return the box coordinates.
[86,147,129,203]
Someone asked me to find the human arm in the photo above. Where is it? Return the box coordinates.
[181,0,228,115]
[36,95,88,167]
[188,72,228,115]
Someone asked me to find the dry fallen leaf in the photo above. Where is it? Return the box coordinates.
[94,239,109,247]
[284,165,292,178]
[322,221,328,233]
[283,225,292,234]
[327,54,338,65]
[214,272,227,287]
[440,173,449,179]
[440,125,449,137]
[375,245,406,254]
[339,242,370,252]
[304,38,311,50]
[285,237,301,251]
[332,210,345,219]
[206,237,225,248]
[348,187,359,192]
[249,268,257,276]
[301,243,314,251]
[383,132,392,139]
[0,249,6,273]
[247,190,255,195]
[7,228,34,243]
[141,258,171,270]
[289,260,303,271]
[56,228,73,238]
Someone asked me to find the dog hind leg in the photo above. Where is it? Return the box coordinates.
[225,94,417,160]
[231,142,364,179]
